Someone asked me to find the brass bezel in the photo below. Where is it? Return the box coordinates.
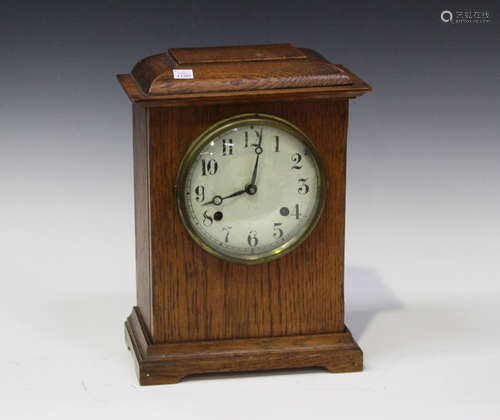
[175,113,327,265]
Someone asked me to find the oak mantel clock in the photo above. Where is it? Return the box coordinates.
[118,43,371,385]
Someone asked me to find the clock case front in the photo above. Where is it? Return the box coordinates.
[118,44,371,385]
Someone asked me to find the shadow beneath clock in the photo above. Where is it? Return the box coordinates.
[344,265,404,340]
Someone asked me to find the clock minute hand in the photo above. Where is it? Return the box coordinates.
[202,189,246,206]
[249,127,263,187]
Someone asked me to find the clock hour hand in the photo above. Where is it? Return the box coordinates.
[249,128,263,187]
[202,189,246,206]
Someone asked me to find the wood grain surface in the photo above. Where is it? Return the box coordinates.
[118,71,370,107]
[132,104,152,331]
[125,307,362,385]
[130,46,353,96]
[169,43,306,64]
[132,99,349,343]
[121,44,371,384]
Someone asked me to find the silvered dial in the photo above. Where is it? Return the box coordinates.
[176,114,326,264]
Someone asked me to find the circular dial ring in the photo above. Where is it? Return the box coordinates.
[175,113,327,264]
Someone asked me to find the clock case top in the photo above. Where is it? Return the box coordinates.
[118,43,371,106]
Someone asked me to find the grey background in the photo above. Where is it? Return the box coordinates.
[1,1,499,419]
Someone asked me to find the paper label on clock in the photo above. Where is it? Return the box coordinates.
[173,69,194,79]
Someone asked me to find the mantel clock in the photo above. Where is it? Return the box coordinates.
[118,43,372,385]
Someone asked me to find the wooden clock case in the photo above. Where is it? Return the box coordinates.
[118,44,371,385]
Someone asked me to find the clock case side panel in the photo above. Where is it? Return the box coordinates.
[132,103,153,335]
[147,99,349,344]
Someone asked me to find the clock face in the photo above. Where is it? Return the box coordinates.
[176,114,326,264]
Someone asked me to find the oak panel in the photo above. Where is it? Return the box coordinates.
[169,43,306,64]
[141,99,348,343]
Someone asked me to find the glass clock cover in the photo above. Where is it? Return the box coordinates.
[176,114,326,264]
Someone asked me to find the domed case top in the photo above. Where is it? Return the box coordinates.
[117,43,371,104]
